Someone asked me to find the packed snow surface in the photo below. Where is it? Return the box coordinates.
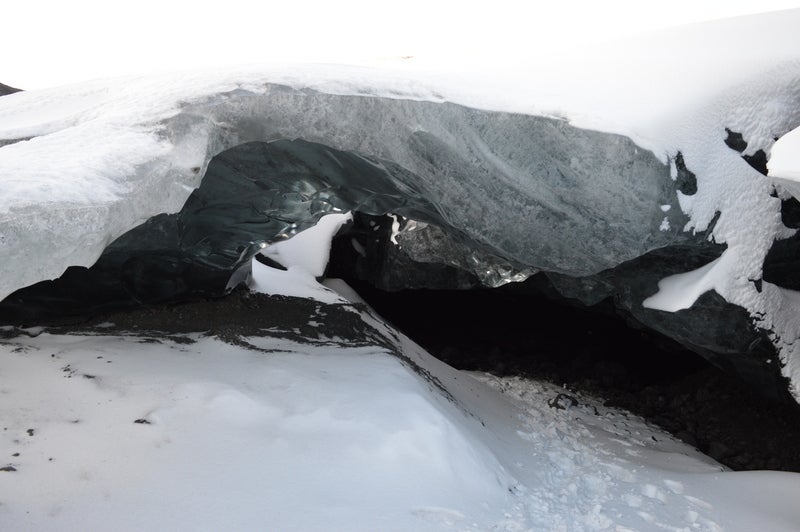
[2,311,800,531]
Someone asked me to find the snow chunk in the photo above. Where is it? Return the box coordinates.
[261,212,351,276]
[250,212,353,304]
[249,261,348,304]
[643,253,731,312]
[769,125,800,180]
[388,213,401,245]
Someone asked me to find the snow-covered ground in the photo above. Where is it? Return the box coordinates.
[2,307,800,531]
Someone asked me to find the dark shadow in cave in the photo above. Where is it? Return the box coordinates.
[346,279,705,385]
[338,277,800,473]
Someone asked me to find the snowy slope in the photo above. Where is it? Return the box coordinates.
[1,10,800,397]
[2,309,799,531]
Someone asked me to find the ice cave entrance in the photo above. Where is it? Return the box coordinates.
[2,136,800,472]
[0,138,782,400]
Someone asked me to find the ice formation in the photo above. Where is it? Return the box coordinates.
[1,10,800,398]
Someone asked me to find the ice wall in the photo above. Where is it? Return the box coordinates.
[0,86,698,305]
[2,10,800,398]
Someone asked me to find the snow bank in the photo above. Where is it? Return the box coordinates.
[2,311,799,530]
[0,334,512,531]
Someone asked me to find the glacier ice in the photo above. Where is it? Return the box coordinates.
[0,88,693,304]
[0,104,699,317]
[1,10,800,399]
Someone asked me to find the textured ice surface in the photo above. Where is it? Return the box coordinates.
[0,90,688,302]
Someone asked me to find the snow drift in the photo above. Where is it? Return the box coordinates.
[3,297,800,531]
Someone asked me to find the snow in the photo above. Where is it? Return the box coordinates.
[2,11,800,528]
[321,278,368,304]
[769,125,800,180]
[249,261,348,304]
[249,212,353,304]
[260,212,352,277]
[388,213,401,245]
[643,253,731,312]
[2,309,799,531]
[0,333,509,531]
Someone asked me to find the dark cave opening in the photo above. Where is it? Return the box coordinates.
[346,279,705,385]
[339,277,800,473]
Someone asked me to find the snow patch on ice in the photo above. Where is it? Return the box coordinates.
[249,212,352,304]
[249,261,348,304]
[261,212,351,276]
[630,50,800,397]
[769,125,800,180]
[321,278,367,304]
[643,253,729,312]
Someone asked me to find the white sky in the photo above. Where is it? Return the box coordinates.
[3,0,800,90]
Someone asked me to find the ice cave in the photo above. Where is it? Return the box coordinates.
[1,9,800,531]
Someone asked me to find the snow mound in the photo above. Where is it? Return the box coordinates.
[2,308,799,530]
[0,334,511,531]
